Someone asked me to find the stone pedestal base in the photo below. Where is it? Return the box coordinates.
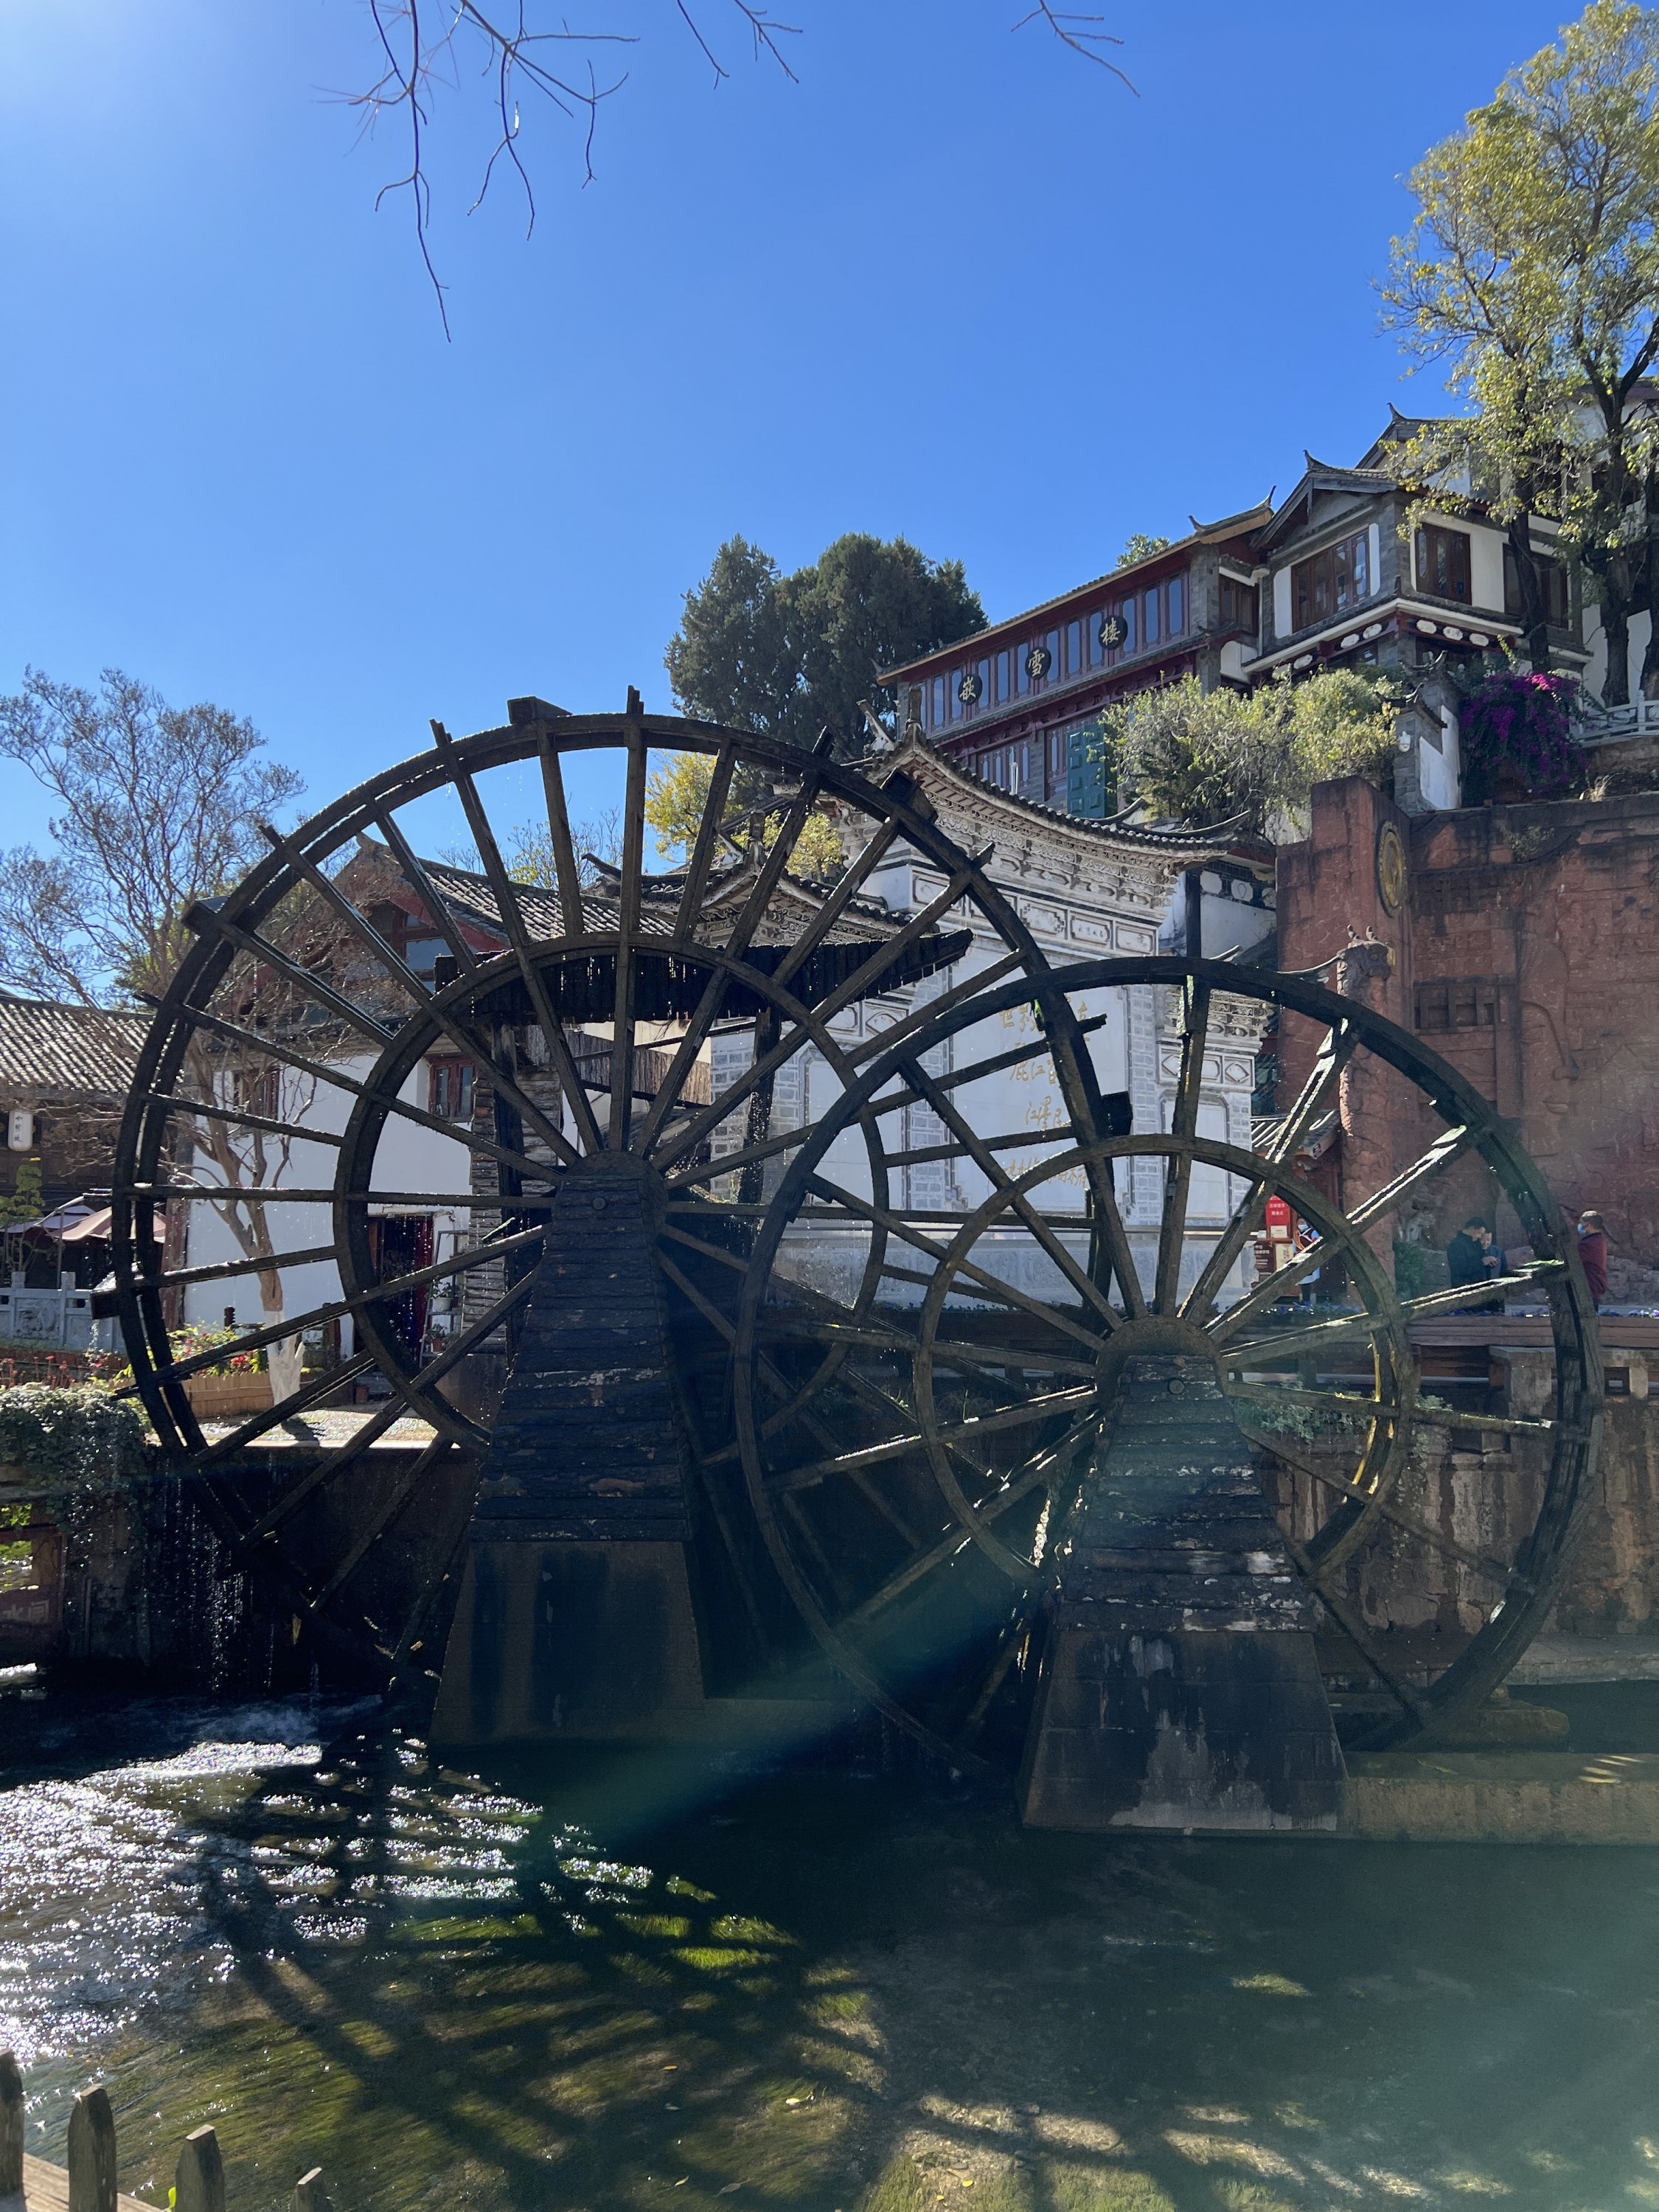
[1020,1623,1343,1831]
[430,1540,706,1744]
[1019,1349,1345,1832]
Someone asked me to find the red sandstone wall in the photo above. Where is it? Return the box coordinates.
[1276,783,1659,1265]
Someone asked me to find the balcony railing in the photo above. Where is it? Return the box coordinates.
[1572,698,1659,746]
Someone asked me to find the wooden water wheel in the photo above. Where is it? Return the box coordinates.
[105,704,1603,1812]
[732,958,1604,1790]
[105,698,1103,1691]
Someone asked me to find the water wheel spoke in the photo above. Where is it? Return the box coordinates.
[655,1249,846,1467]
[122,1242,341,1298]
[1261,1436,1537,1594]
[960,1616,1032,1739]
[146,999,549,1181]
[771,820,903,990]
[844,950,1034,1071]
[1210,1129,1472,1346]
[236,1276,535,1537]
[1154,978,1211,1315]
[1293,1558,1434,1724]
[661,1121,815,1192]
[844,1441,1071,1632]
[131,1222,548,1388]
[308,1437,452,1612]
[900,1051,1120,1330]
[658,1221,750,1273]
[771,1385,1093,1494]
[198,1351,379,1469]
[758,1275,1040,1404]
[535,733,588,939]
[1225,1377,1394,1428]
[654,859,988,1177]
[125,1183,552,1208]
[1181,1020,1361,1323]
[804,1173,1107,1354]
[942,1007,1111,1094]
[667,741,738,940]
[611,714,648,1145]
[381,1475,479,1671]
[782,1487,861,1609]
[260,820,437,1006]
[762,1310,1096,1381]
[634,742,837,1153]
[431,722,599,1159]
[369,804,481,975]
[1346,1124,1478,1235]
[138,1091,344,1149]
[1229,1267,1562,1363]
[1228,1375,1557,1440]
[187,904,393,1045]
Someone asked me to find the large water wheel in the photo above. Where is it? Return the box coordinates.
[733,957,1603,1812]
[106,701,1602,1827]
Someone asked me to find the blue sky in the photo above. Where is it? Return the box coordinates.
[1,0,1576,847]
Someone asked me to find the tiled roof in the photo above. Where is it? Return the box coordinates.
[413,852,895,948]
[881,737,1267,861]
[0,995,149,1097]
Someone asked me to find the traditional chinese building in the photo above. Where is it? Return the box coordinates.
[880,415,1590,824]
[878,504,1272,816]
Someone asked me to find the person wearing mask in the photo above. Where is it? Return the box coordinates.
[1576,1211,1610,1307]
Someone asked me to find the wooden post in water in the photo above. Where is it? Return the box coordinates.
[0,2051,22,2197]
[292,2168,334,2211]
[66,2086,117,2212]
[174,2127,225,2212]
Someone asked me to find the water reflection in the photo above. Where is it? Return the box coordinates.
[2,1691,1659,2210]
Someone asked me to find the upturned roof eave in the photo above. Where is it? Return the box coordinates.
[877,735,1270,869]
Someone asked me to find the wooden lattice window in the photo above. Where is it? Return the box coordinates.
[1415,978,1504,1033]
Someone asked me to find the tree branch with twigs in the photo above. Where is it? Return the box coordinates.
[339,4,1129,333]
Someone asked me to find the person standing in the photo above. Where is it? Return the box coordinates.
[1576,1211,1610,1307]
[1447,1217,1498,1291]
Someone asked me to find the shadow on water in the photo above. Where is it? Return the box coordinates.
[7,1691,1659,2209]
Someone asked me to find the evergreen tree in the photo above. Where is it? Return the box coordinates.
[664,532,984,757]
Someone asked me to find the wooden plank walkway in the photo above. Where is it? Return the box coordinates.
[6,2153,153,2211]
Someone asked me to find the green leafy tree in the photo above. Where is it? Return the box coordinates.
[643,750,844,877]
[1100,672,1399,836]
[1114,532,1172,570]
[664,531,985,757]
[1382,1,1659,699]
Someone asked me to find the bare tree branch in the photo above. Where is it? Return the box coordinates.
[340,4,1127,332]
[1012,4,1135,92]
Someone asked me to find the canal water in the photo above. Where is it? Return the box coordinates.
[3,1678,1659,2212]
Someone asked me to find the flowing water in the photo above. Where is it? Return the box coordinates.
[3,1677,1659,2211]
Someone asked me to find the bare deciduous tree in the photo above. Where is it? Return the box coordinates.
[0,669,321,1387]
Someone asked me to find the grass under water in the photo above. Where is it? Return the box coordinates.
[1,1686,1658,2211]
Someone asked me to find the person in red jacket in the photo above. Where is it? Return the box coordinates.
[1576,1211,1610,1307]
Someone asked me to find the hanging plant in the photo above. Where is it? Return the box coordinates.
[1458,671,1585,805]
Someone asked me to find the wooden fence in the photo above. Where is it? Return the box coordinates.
[1,2055,333,2211]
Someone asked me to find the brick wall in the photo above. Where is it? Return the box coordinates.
[1276,781,1659,1265]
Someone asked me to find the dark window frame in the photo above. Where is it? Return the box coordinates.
[1415,524,1472,606]
[1291,529,1374,633]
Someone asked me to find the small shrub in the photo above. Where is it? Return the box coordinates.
[1394,1240,1428,1299]
[0,1385,147,1484]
